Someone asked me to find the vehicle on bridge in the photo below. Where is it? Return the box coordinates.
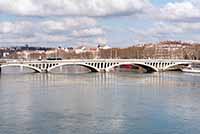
[46,57,62,60]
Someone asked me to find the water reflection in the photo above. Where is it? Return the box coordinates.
[1,72,200,93]
[0,72,200,134]
[50,65,91,74]
[1,66,35,74]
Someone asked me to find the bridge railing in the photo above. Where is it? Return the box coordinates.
[1,58,200,64]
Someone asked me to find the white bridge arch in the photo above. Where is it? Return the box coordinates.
[47,63,100,72]
[0,64,42,73]
[105,62,159,72]
[162,62,191,71]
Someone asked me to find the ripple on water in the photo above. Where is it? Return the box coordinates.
[0,72,200,134]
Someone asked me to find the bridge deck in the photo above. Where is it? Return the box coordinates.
[0,59,199,73]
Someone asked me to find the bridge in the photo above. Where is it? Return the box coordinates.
[0,59,199,73]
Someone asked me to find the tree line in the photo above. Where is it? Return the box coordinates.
[6,41,200,60]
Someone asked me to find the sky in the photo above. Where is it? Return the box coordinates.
[0,0,200,47]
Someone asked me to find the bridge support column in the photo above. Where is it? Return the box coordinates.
[100,69,106,73]
[60,66,63,72]
[20,65,23,72]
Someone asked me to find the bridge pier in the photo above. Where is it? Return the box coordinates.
[20,65,23,72]
[59,66,63,72]
[100,69,106,73]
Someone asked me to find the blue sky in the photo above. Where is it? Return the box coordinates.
[152,0,173,5]
[0,0,200,47]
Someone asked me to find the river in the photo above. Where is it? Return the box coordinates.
[0,71,200,134]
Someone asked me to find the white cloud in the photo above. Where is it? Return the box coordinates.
[0,21,34,34]
[154,22,200,35]
[0,0,39,16]
[0,32,72,46]
[96,37,108,44]
[160,1,200,21]
[0,35,37,44]
[0,0,150,17]
[0,17,102,46]
[2,0,200,47]
[0,17,98,35]
[0,17,97,34]
[0,22,15,34]
[35,33,71,42]
[72,28,104,37]
[40,17,97,33]
[132,22,200,42]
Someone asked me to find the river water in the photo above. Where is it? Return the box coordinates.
[0,71,200,134]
